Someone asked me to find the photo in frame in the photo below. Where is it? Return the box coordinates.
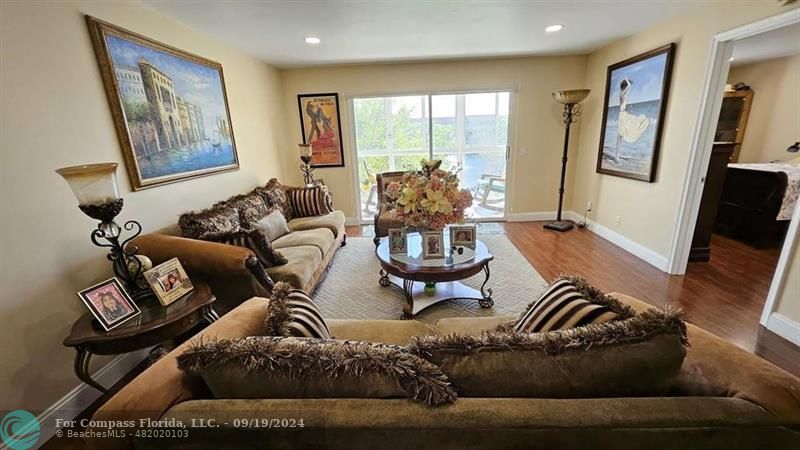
[422,231,445,260]
[449,225,477,249]
[388,229,407,254]
[78,278,141,331]
[86,16,239,191]
[297,93,345,167]
[596,43,675,182]
[143,257,194,306]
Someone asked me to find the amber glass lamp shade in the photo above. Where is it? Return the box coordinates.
[552,89,591,105]
[55,163,120,206]
[298,143,313,159]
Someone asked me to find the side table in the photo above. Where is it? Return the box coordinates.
[63,282,218,393]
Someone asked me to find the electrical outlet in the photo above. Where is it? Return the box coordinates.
[615,216,621,226]
[587,201,592,212]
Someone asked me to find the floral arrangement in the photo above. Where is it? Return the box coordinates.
[384,160,473,231]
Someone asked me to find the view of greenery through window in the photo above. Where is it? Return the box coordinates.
[354,92,510,221]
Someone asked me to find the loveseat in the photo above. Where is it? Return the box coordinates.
[129,179,346,314]
[88,293,800,449]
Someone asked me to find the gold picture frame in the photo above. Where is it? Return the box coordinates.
[143,257,194,306]
[86,16,239,190]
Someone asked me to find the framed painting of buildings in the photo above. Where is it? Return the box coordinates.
[596,43,675,182]
[86,16,239,190]
[297,93,345,167]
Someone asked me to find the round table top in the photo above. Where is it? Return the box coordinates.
[63,282,214,347]
[376,233,493,282]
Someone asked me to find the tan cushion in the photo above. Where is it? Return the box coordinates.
[327,319,433,345]
[266,245,322,289]
[434,316,516,336]
[288,210,345,237]
[409,307,688,398]
[255,210,290,241]
[272,228,334,254]
[177,337,457,406]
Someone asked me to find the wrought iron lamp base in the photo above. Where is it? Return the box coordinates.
[543,220,575,232]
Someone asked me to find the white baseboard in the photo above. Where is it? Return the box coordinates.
[765,313,800,347]
[581,216,670,272]
[502,210,668,271]
[31,349,150,448]
[507,211,560,222]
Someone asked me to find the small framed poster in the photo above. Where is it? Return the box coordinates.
[422,231,445,260]
[143,257,194,306]
[388,229,407,254]
[450,225,477,249]
[297,93,345,167]
[78,278,141,331]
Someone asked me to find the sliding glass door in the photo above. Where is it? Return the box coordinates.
[353,91,511,223]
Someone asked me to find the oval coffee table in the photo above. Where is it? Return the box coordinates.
[376,233,494,319]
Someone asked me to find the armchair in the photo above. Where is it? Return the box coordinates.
[372,170,406,246]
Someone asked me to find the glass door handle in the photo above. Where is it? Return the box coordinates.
[506,146,511,160]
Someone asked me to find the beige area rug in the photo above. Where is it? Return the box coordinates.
[312,235,549,325]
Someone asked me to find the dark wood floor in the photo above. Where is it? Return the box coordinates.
[350,222,799,375]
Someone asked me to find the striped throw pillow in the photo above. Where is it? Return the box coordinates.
[514,278,621,333]
[287,186,333,218]
[265,282,331,339]
[203,229,287,267]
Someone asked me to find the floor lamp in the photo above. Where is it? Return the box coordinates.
[544,89,590,232]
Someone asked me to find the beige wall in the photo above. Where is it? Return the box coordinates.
[279,56,587,221]
[0,1,286,409]
[569,2,796,261]
[727,55,800,163]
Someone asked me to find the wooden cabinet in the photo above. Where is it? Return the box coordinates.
[690,143,735,262]
[714,90,753,163]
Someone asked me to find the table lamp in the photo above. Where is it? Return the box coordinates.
[299,143,315,186]
[56,163,154,301]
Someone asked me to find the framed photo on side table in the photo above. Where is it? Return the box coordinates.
[450,225,477,249]
[388,229,407,254]
[422,231,445,260]
[144,258,194,306]
[78,278,141,331]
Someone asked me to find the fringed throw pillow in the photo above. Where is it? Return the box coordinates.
[409,306,688,398]
[204,229,287,267]
[177,336,458,406]
[511,276,635,333]
[287,186,334,218]
[265,282,331,339]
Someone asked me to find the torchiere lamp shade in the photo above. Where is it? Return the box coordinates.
[55,163,120,206]
[553,89,591,105]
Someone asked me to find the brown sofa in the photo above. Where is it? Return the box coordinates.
[129,182,346,315]
[89,294,800,450]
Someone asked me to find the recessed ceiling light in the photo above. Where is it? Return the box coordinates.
[729,57,735,62]
[305,36,321,45]
[545,24,564,33]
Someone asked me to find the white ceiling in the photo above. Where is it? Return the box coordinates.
[142,0,706,68]
[731,22,800,66]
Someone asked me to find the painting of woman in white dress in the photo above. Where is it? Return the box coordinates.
[597,44,675,182]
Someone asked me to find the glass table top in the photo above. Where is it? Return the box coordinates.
[390,232,478,267]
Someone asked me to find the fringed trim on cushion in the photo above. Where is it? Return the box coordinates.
[410,306,688,357]
[177,336,458,406]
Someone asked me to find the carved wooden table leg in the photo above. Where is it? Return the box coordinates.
[401,278,415,320]
[379,269,391,287]
[74,346,108,393]
[479,262,494,308]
